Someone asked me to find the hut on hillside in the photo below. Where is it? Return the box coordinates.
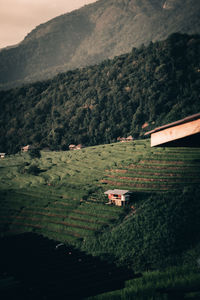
[69,144,76,150]
[21,145,35,152]
[0,153,6,158]
[117,136,134,142]
[104,189,131,206]
[76,144,85,150]
[126,135,134,141]
[145,113,200,147]
[69,144,85,150]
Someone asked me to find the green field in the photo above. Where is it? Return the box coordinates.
[1,139,200,242]
[0,139,200,299]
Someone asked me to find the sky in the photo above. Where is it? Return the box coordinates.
[0,0,97,49]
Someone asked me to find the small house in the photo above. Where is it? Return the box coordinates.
[104,189,131,206]
[118,137,127,142]
[21,145,35,152]
[0,153,6,158]
[117,136,134,142]
[69,144,76,150]
[69,144,85,150]
[75,144,84,150]
[126,135,133,141]
[145,113,200,147]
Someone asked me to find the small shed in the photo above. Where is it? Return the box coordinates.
[21,145,35,152]
[69,144,85,150]
[117,136,133,142]
[145,113,200,147]
[76,144,84,150]
[0,153,6,158]
[104,189,131,206]
[126,135,133,141]
[69,144,76,150]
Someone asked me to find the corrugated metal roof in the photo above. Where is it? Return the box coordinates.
[145,112,200,135]
[104,189,130,195]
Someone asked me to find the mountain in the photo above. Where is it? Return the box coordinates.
[0,33,200,154]
[0,0,200,90]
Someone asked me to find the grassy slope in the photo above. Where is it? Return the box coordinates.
[0,139,200,299]
[0,139,200,241]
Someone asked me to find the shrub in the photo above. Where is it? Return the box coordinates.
[26,164,41,175]
[29,149,41,159]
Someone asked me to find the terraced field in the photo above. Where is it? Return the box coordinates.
[101,147,200,192]
[0,190,123,244]
[0,139,200,243]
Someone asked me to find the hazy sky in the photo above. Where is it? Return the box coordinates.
[0,0,97,48]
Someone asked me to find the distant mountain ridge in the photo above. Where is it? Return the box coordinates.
[0,0,200,90]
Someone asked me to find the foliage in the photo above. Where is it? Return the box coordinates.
[0,140,200,298]
[81,185,200,272]
[25,164,41,175]
[87,264,200,300]
[28,149,41,159]
[0,33,200,154]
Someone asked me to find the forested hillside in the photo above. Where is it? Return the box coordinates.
[0,33,200,154]
[0,0,200,90]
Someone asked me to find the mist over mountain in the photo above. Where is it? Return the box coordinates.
[0,0,199,90]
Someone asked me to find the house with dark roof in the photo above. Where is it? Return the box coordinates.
[145,113,200,147]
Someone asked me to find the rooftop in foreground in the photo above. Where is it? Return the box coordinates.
[145,113,200,147]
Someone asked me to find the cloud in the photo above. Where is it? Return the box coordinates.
[0,0,97,48]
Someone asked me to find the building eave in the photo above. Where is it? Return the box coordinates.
[145,113,200,136]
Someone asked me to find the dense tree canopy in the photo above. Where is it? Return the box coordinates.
[0,33,200,153]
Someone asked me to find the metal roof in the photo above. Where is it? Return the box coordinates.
[145,112,200,135]
[104,189,130,195]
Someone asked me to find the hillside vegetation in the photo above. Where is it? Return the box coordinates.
[0,140,200,298]
[0,0,200,89]
[1,140,200,262]
[1,33,200,154]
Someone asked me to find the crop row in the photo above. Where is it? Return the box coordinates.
[101,178,196,186]
[142,159,200,167]
[2,222,81,243]
[0,216,100,236]
[100,180,180,191]
[0,204,118,224]
[79,202,122,214]
[103,174,200,183]
[106,168,200,177]
[19,210,106,228]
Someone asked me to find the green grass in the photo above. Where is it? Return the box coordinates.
[0,139,200,240]
[86,265,200,300]
[0,139,200,298]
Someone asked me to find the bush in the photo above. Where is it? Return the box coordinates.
[29,149,41,159]
[26,164,41,175]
